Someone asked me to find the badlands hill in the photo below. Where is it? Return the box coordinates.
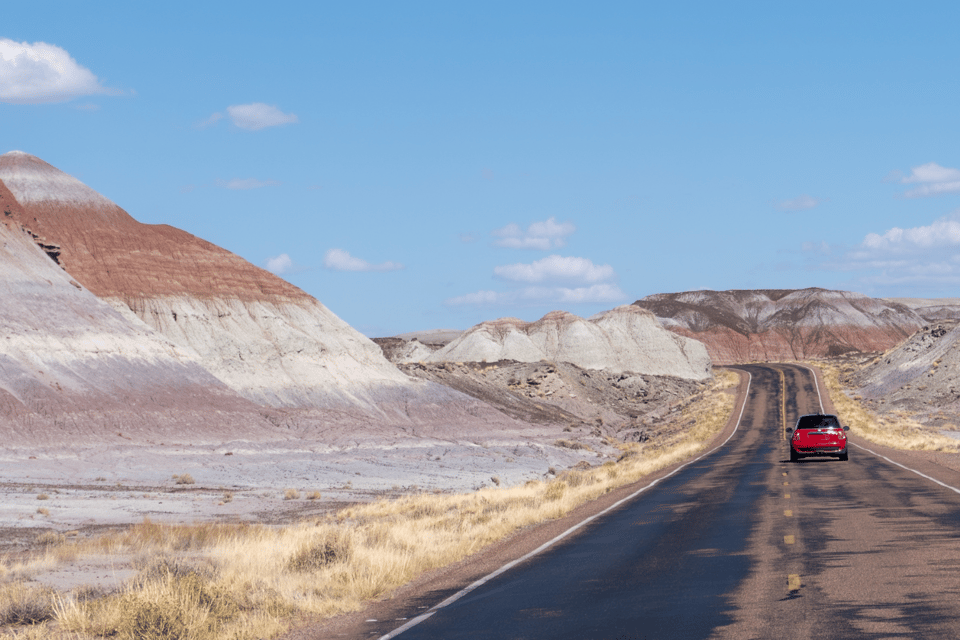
[0,151,416,410]
[418,306,712,381]
[0,151,526,444]
[633,288,925,364]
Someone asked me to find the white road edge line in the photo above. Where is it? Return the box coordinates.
[797,363,960,496]
[378,371,754,640]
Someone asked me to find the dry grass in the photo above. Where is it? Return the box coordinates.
[815,361,960,452]
[173,474,195,486]
[0,370,739,639]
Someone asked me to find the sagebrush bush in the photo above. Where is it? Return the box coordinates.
[0,583,55,626]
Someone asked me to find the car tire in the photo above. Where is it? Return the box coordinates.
[790,448,799,462]
[838,450,848,461]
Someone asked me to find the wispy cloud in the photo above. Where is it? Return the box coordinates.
[215,178,280,190]
[323,248,403,272]
[264,254,294,275]
[804,211,960,289]
[859,217,960,253]
[492,217,575,250]
[446,284,626,306]
[447,254,623,307]
[201,103,299,131]
[897,162,960,198]
[494,255,615,284]
[778,195,825,211]
[0,39,122,104]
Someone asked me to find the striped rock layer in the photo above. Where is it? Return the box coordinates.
[633,288,926,365]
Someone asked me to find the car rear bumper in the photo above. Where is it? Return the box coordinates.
[793,446,846,457]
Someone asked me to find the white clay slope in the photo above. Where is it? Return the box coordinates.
[0,217,267,443]
[121,295,413,409]
[427,306,712,380]
[0,151,414,411]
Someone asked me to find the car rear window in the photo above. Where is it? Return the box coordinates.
[796,415,840,430]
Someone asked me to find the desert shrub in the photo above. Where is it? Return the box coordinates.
[306,491,322,500]
[35,531,65,547]
[134,555,218,586]
[283,488,300,500]
[36,493,49,501]
[554,439,590,450]
[174,474,195,485]
[286,530,353,573]
[0,583,55,626]
[114,573,238,640]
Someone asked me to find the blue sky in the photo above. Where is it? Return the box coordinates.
[3,2,960,336]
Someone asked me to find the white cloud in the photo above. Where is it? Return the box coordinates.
[493,217,575,249]
[860,217,960,253]
[804,211,960,289]
[0,39,120,104]
[494,255,615,284]
[197,112,224,129]
[216,178,280,190]
[778,195,825,211]
[898,162,960,198]
[445,284,626,306]
[323,248,403,272]
[264,254,294,275]
[226,103,299,131]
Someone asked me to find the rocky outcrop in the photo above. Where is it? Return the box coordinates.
[634,288,925,364]
[424,306,712,380]
[0,151,412,411]
[848,321,960,414]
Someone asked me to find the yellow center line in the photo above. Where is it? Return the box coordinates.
[788,574,801,591]
[784,493,790,499]
[780,369,787,441]
[783,481,789,485]
[784,509,793,516]
[784,535,795,545]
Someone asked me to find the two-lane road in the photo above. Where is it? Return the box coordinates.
[377,364,960,639]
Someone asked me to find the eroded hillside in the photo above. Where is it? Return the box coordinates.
[634,288,924,364]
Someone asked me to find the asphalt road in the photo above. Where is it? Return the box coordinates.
[379,364,960,639]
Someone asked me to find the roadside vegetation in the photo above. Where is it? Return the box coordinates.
[816,361,960,452]
[0,370,738,640]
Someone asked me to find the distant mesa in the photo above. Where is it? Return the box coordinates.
[633,288,926,364]
[386,306,712,381]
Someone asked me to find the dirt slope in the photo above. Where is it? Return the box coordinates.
[845,320,960,421]
[634,288,925,364]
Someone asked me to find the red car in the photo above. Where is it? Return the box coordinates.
[788,414,849,461]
